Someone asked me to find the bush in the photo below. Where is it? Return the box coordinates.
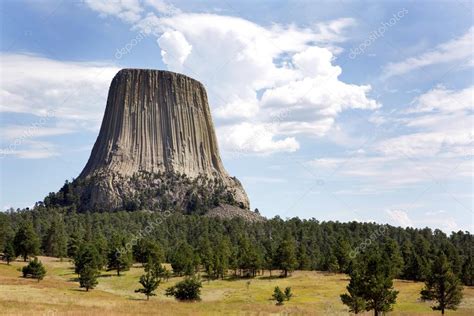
[272,286,286,305]
[165,277,202,301]
[22,257,46,282]
[272,286,293,305]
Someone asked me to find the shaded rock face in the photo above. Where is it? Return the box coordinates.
[76,69,249,211]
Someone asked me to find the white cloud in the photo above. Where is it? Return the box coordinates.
[144,0,181,16]
[218,122,299,155]
[1,140,59,159]
[83,2,377,155]
[383,27,474,78]
[386,209,413,227]
[309,85,473,187]
[85,0,143,23]
[0,53,119,130]
[158,30,192,72]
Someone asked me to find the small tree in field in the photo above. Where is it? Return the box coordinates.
[341,248,398,316]
[165,277,202,301]
[272,286,286,305]
[421,253,463,314]
[14,222,40,262]
[22,257,46,282]
[272,286,293,305]
[135,269,160,300]
[3,240,16,265]
[79,263,99,291]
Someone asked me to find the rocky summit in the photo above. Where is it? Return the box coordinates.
[49,69,252,216]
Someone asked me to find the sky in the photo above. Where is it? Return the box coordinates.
[0,0,472,233]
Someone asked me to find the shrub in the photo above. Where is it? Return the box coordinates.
[272,286,286,305]
[165,277,202,301]
[22,257,46,282]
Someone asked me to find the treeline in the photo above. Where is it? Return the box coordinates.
[0,205,472,286]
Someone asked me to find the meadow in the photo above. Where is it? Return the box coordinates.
[1,256,473,315]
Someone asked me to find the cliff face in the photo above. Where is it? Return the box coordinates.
[74,69,249,212]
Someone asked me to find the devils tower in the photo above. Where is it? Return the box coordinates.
[50,69,251,215]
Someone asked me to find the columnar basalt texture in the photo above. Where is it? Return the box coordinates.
[75,69,249,211]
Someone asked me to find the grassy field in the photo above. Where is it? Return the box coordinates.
[1,256,473,315]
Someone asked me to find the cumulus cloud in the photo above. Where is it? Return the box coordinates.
[383,27,474,78]
[218,122,299,155]
[84,1,378,155]
[386,209,413,227]
[158,30,192,72]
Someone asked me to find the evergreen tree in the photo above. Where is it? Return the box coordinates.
[171,242,196,276]
[335,237,351,272]
[382,237,404,278]
[13,222,40,261]
[43,217,67,258]
[22,257,46,282]
[327,253,340,274]
[135,268,160,300]
[107,236,132,276]
[297,242,311,270]
[275,235,297,277]
[461,251,473,286]
[421,253,463,314]
[3,239,16,265]
[67,231,83,258]
[165,276,202,301]
[340,267,366,314]
[74,243,102,274]
[198,236,214,279]
[79,263,99,291]
[272,286,285,305]
[213,236,231,279]
[341,248,398,316]
[133,239,164,265]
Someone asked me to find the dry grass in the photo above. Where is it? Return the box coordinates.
[0,256,473,315]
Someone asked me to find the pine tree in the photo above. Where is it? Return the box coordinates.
[171,242,195,276]
[74,243,102,274]
[461,251,473,286]
[43,217,67,258]
[3,239,16,265]
[22,257,46,282]
[107,237,132,276]
[382,237,404,278]
[79,263,99,291]
[272,286,286,305]
[198,236,214,279]
[165,276,202,301]
[213,236,231,279]
[421,253,463,314]
[135,268,160,300]
[335,237,351,272]
[297,242,311,270]
[133,239,164,265]
[13,222,40,261]
[327,253,340,274]
[341,248,398,316]
[275,234,297,277]
[340,268,366,313]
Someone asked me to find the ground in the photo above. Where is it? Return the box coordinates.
[0,256,473,315]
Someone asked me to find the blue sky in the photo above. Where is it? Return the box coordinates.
[0,0,472,232]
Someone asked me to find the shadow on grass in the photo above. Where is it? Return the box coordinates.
[259,275,283,280]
